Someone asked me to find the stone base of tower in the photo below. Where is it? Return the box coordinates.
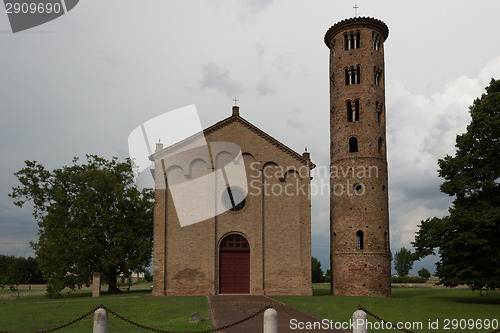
[332,252,391,297]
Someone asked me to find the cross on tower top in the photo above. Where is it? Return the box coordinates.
[233,97,239,106]
[353,4,359,17]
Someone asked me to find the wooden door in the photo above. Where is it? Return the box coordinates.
[219,234,250,294]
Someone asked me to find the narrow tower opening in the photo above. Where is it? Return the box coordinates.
[347,101,353,122]
[349,137,358,152]
[356,231,364,250]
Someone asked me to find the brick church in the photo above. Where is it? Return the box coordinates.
[150,15,391,297]
[150,106,314,296]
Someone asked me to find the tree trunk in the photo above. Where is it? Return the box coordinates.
[108,275,118,294]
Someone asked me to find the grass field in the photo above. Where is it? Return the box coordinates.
[1,283,499,332]
[0,284,212,332]
[273,283,500,332]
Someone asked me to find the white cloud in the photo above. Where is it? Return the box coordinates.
[386,56,500,251]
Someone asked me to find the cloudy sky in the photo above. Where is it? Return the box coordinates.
[1,0,500,275]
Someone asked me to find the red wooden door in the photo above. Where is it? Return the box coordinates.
[219,234,250,294]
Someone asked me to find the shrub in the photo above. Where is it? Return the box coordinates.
[391,275,426,283]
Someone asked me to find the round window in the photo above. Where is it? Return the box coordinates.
[354,183,363,192]
[222,187,246,211]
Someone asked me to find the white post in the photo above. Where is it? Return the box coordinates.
[263,308,278,333]
[353,310,367,333]
[93,308,108,333]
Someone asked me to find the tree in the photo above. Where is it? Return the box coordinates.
[412,79,500,290]
[0,255,44,288]
[0,261,22,299]
[418,268,431,281]
[311,257,324,283]
[324,268,331,283]
[10,155,154,296]
[394,247,413,276]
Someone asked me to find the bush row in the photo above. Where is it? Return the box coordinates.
[391,275,428,283]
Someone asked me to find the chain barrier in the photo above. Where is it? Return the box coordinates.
[0,304,271,333]
[358,305,419,333]
[0,305,101,333]
[101,304,271,333]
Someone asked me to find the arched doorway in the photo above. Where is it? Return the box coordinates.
[219,234,250,294]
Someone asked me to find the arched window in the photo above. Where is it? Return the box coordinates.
[356,231,364,250]
[345,66,361,85]
[345,31,360,50]
[349,137,358,153]
[372,32,381,50]
[378,137,383,154]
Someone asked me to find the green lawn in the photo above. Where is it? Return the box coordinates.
[1,283,499,333]
[0,285,212,332]
[273,284,500,332]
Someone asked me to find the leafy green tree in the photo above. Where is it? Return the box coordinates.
[412,79,500,290]
[0,263,22,298]
[324,268,331,283]
[10,155,154,296]
[418,268,431,281]
[311,257,324,283]
[394,247,413,276]
[0,255,44,289]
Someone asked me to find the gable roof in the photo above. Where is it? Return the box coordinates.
[149,112,315,169]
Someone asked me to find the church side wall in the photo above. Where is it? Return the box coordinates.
[152,159,166,296]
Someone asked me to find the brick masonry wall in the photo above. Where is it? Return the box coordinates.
[152,118,312,296]
[326,18,391,297]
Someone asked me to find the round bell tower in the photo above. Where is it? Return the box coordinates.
[325,17,391,297]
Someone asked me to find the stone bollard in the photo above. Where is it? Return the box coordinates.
[263,308,278,333]
[353,310,367,333]
[93,308,108,333]
[92,272,101,297]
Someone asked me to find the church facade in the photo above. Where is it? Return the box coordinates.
[150,106,314,296]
